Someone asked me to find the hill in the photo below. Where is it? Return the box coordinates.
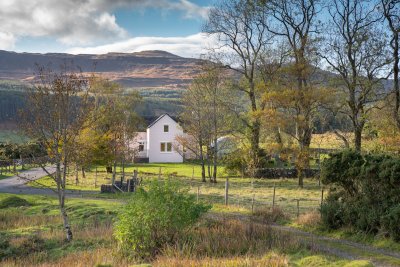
[0,50,203,90]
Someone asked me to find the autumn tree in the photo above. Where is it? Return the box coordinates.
[320,0,391,151]
[90,78,141,185]
[22,65,92,241]
[180,64,235,182]
[261,0,326,186]
[204,0,271,170]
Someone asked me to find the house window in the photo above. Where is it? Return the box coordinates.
[164,125,169,132]
[160,142,172,152]
[138,142,144,152]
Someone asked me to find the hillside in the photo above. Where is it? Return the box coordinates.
[0,50,203,90]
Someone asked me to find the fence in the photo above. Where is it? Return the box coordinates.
[137,171,324,219]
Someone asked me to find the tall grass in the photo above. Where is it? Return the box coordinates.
[159,219,302,263]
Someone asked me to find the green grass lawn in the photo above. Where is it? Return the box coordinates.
[0,165,35,180]
[0,130,30,144]
[29,163,323,218]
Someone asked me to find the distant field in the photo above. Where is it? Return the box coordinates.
[30,162,324,218]
[0,130,30,144]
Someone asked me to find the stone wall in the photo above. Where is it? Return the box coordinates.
[256,168,320,178]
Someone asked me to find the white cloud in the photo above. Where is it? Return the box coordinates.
[67,33,217,58]
[0,32,15,50]
[0,0,209,47]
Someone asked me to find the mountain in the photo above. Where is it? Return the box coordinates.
[0,50,203,90]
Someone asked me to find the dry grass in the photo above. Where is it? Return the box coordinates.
[1,247,133,267]
[0,210,61,230]
[162,219,302,259]
[154,252,289,267]
[296,211,321,228]
[0,221,116,267]
[253,206,288,224]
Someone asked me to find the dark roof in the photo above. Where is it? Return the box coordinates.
[147,113,177,129]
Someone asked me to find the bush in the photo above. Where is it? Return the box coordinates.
[382,205,400,241]
[0,196,31,209]
[320,197,344,230]
[0,235,14,260]
[18,235,46,255]
[114,181,210,260]
[321,150,400,239]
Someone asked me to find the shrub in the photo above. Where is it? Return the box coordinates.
[114,181,210,260]
[321,150,400,239]
[320,198,344,230]
[17,235,46,255]
[382,205,400,241]
[0,235,14,260]
[0,196,31,209]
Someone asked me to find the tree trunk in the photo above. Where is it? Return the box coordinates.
[297,127,312,188]
[81,167,86,179]
[60,206,73,242]
[56,162,73,242]
[75,163,79,185]
[393,32,400,129]
[112,160,117,185]
[206,146,212,182]
[354,127,362,152]
[199,139,206,183]
[213,138,218,183]
[250,119,261,169]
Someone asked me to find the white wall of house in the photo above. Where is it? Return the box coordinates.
[147,114,183,163]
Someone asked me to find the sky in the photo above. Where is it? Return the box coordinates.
[0,0,217,58]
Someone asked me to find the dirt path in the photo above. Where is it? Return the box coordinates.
[0,167,95,196]
[208,212,400,267]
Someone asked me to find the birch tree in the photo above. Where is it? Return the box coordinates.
[22,65,92,242]
[204,0,271,170]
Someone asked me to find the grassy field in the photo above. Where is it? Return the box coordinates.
[29,163,324,218]
[0,130,30,144]
[0,165,34,180]
[0,193,374,267]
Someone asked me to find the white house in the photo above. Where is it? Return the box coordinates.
[132,114,183,163]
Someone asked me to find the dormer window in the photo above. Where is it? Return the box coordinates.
[164,125,169,132]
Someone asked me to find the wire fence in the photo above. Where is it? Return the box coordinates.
[136,172,324,219]
[7,161,324,219]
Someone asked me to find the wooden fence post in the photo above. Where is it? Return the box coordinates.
[95,167,98,188]
[197,186,200,203]
[75,163,79,185]
[321,188,324,206]
[133,170,138,192]
[272,183,276,208]
[225,177,229,206]
[297,199,300,218]
[158,167,161,181]
[251,194,255,214]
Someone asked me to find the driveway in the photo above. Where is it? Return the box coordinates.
[0,166,95,196]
